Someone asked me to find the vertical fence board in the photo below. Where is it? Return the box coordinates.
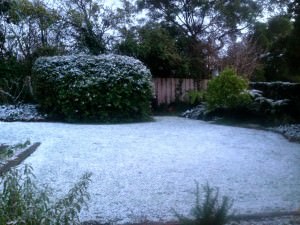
[163,78,168,104]
[171,78,175,103]
[153,78,208,105]
[182,79,186,101]
[166,78,171,104]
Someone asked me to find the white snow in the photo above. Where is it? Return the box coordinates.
[250,81,300,87]
[0,104,46,121]
[247,89,263,98]
[34,54,152,82]
[0,117,300,223]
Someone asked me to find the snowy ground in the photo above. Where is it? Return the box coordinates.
[0,117,300,223]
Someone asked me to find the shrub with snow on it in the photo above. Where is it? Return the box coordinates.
[0,165,92,225]
[33,54,153,122]
[206,68,252,110]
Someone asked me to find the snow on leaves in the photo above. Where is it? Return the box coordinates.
[32,54,154,122]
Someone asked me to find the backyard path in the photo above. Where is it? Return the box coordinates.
[0,116,300,223]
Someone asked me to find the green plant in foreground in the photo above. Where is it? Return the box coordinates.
[0,165,92,225]
[175,182,233,225]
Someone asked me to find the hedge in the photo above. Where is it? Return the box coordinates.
[33,54,154,122]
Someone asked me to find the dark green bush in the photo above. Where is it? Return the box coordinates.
[175,183,233,225]
[0,165,92,225]
[32,54,153,122]
[206,68,252,110]
[0,56,33,104]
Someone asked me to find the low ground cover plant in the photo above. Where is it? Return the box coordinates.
[33,54,153,122]
[0,165,92,225]
[175,182,233,225]
[186,90,205,106]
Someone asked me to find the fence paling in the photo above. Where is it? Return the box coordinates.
[153,78,208,105]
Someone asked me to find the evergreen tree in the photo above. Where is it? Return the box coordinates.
[287,0,300,78]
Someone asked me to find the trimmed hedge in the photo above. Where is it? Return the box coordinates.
[250,82,300,121]
[32,54,153,122]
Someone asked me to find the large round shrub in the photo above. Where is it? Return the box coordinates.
[206,68,252,110]
[33,54,153,122]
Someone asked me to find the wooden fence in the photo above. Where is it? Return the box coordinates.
[153,78,209,105]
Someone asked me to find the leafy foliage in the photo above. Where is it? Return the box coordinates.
[63,0,117,55]
[0,140,30,161]
[206,68,252,110]
[287,0,300,79]
[0,56,33,104]
[116,24,209,78]
[136,0,260,75]
[186,90,205,105]
[1,0,299,109]
[33,54,153,122]
[0,0,65,104]
[0,165,92,225]
[7,0,64,58]
[137,0,259,45]
[175,182,233,225]
[251,13,300,82]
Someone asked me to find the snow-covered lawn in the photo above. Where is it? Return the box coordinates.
[1,116,300,223]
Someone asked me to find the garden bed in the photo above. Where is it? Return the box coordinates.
[181,105,300,143]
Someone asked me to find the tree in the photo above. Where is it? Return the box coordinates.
[138,0,260,45]
[7,0,64,59]
[115,23,184,77]
[0,0,12,57]
[61,0,116,54]
[138,24,184,76]
[114,0,139,38]
[0,0,63,104]
[115,22,210,78]
[136,0,261,74]
[251,15,293,81]
[287,0,300,78]
[221,37,263,79]
[113,0,140,57]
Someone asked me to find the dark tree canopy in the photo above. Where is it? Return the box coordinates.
[287,0,300,76]
[63,0,116,55]
[137,0,260,48]
[134,0,262,77]
[1,0,300,104]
